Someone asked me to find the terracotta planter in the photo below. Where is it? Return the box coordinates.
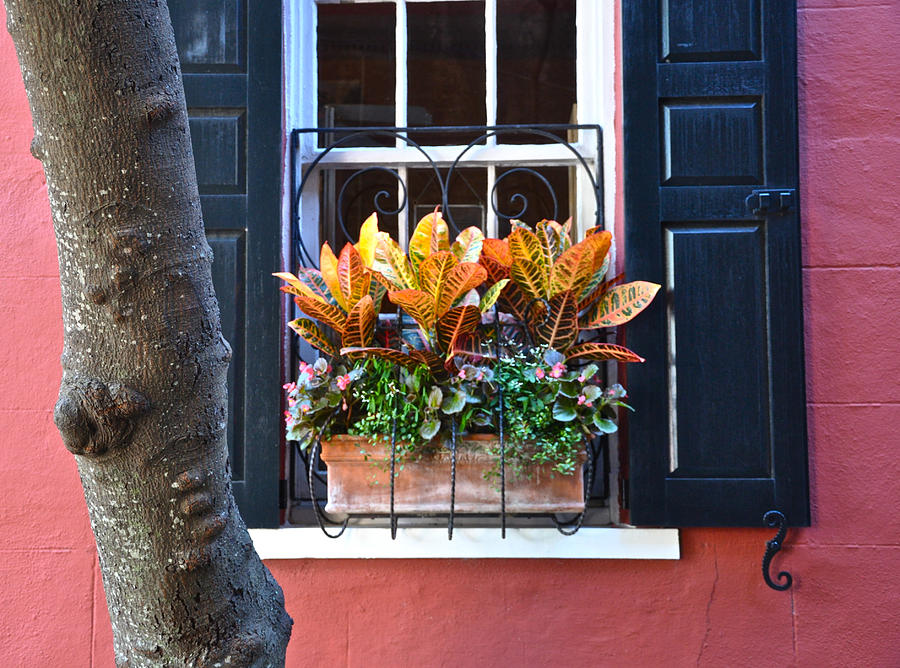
[320,433,586,516]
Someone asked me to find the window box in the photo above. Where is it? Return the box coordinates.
[320,433,587,516]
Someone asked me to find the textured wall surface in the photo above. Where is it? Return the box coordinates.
[0,1,898,666]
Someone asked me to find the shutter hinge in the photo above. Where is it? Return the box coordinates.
[745,188,795,217]
[618,477,630,510]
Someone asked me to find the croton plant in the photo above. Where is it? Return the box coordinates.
[276,211,659,477]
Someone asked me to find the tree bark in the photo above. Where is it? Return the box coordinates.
[5,1,292,665]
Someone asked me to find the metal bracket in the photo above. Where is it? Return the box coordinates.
[762,510,793,591]
[745,189,795,217]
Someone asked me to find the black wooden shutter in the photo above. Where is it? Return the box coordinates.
[169,2,282,527]
[623,1,809,526]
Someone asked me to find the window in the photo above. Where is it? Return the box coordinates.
[285,0,622,531]
[170,1,809,540]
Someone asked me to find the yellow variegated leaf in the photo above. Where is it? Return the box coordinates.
[479,279,510,313]
[273,272,322,301]
[527,291,579,352]
[565,342,645,364]
[409,210,448,272]
[294,294,347,333]
[341,295,375,349]
[435,305,482,359]
[435,262,487,319]
[535,219,561,265]
[419,251,458,304]
[337,243,371,308]
[288,318,338,357]
[354,212,380,266]
[482,238,512,267]
[320,242,348,311]
[388,289,436,331]
[583,281,661,328]
[373,235,417,291]
[508,227,547,272]
[450,226,484,264]
[550,241,596,298]
[510,258,549,301]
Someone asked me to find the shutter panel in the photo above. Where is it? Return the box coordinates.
[623,1,809,526]
[169,2,282,527]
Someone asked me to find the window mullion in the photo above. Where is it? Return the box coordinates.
[485,0,497,236]
[395,0,409,246]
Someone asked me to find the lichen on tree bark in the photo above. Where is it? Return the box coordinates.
[5,1,292,665]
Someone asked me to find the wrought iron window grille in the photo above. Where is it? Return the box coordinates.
[287,124,612,538]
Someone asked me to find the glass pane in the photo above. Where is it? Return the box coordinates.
[497,0,576,143]
[170,0,242,71]
[408,1,486,145]
[318,3,396,146]
[494,166,570,237]
[321,169,402,250]
[410,168,487,236]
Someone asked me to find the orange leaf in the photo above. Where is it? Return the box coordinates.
[451,332,497,360]
[435,305,481,358]
[388,289,435,331]
[340,347,425,370]
[337,243,371,308]
[435,262,487,319]
[341,295,375,348]
[482,238,512,266]
[565,342,645,363]
[583,281,661,328]
[409,349,452,381]
[480,256,510,284]
[527,291,579,352]
[294,294,347,333]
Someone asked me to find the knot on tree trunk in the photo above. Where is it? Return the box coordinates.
[54,377,149,456]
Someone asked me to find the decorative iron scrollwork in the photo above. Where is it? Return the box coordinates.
[762,510,793,591]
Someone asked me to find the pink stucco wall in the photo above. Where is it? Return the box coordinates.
[1,2,898,666]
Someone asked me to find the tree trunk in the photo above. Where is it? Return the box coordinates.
[4,1,292,665]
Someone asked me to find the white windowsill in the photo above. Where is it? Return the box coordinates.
[249,527,680,560]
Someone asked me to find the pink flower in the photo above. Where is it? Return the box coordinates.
[534,367,546,380]
[300,403,310,413]
[288,397,297,408]
[458,369,467,379]
[336,374,351,391]
[282,382,296,392]
[283,410,295,426]
[577,395,586,406]
[585,400,593,408]
[550,362,566,378]
[475,370,484,381]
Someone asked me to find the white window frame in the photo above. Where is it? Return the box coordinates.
[271,0,680,558]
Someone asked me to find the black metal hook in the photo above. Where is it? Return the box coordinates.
[762,510,793,591]
[307,438,349,539]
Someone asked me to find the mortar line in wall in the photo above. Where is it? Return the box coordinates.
[90,557,96,667]
[807,402,900,406]
[790,587,798,663]
[803,264,900,270]
[788,542,900,549]
[800,4,895,12]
